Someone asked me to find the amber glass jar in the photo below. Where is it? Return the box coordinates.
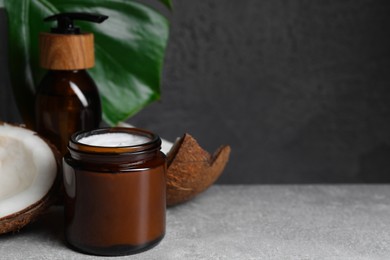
[63,127,166,256]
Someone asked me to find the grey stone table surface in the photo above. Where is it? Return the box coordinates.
[1,185,390,260]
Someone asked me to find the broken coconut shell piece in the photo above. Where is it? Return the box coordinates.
[0,122,60,234]
[166,134,231,206]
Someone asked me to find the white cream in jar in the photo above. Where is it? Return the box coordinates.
[78,133,150,147]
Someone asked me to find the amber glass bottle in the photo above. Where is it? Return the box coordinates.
[36,70,101,155]
[63,127,166,256]
[35,13,108,155]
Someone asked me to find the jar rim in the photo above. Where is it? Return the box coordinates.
[68,127,161,154]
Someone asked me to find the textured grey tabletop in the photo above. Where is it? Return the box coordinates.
[1,185,390,259]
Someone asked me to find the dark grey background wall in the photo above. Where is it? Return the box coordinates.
[1,1,390,183]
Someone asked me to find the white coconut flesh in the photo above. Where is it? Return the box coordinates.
[0,123,57,219]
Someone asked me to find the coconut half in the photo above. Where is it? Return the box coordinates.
[0,123,59,234]
[166,134,231,206]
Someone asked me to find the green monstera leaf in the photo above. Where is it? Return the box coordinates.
[160,0,172,10]
[4,0,170,126]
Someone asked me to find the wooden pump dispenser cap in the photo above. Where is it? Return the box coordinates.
[40,13,108,70]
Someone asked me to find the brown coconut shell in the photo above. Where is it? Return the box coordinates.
[0,122,61,234]
[0,185,57,234]
[166,134,231,206]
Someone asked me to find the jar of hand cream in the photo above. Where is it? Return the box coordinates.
[63,127,166,256]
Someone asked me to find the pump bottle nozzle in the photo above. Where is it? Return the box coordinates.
[44,13,108,34]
